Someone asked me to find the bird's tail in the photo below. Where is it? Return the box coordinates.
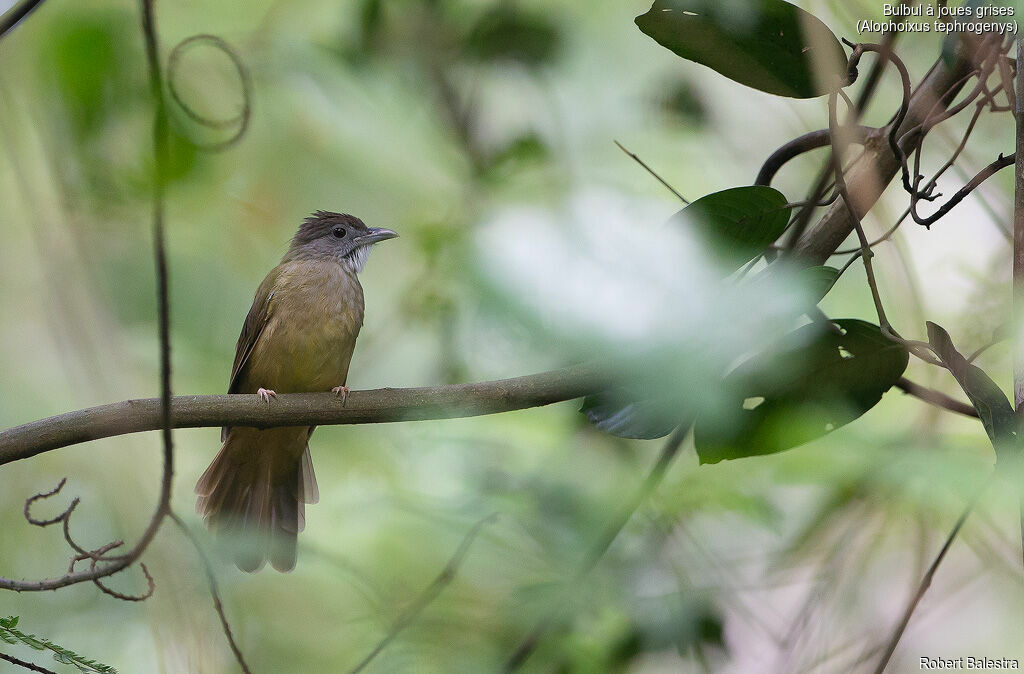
[195,427,319,572]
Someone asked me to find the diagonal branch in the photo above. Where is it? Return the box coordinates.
[347,514,497,673]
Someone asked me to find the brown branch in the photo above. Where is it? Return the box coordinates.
[910,153,1015,228]
[0,364,610,467]
[894,377,978,418]
[754,127,873,188]
[794,47,977,264]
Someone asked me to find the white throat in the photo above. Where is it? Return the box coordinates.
[343,245,372,273]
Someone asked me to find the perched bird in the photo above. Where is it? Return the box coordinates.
[195,211,397,572]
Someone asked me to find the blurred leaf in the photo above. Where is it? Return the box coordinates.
[926,321,1015,455]
[580,389,679,439]
[359,0,385,49]
[671,186,790,268]
[660,79,707,124]
[696,319,908,463]
[744,264,840,309]
[635,0,846,98]
[610,596,724,667]
[483,133,550,176]
[45,10,138,136]
[465,7,562,66]
[798,265,840,304]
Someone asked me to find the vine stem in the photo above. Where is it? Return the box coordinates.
[1014,32,1024,568]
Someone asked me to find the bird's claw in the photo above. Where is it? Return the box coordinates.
[331,385,350,406]
[257,387,277,403]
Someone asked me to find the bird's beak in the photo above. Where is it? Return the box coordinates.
[359,227,399,245]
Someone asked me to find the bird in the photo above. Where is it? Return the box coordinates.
[195,211,397,572]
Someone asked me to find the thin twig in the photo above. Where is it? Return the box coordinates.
[1013,27,1024,569]
[0,651,58,674]
[910,153,1015,228]
[347,514,497,673]
[794,42,976,263]
[614,140,689,204]
[0,0,177,596]
[170,512,251,674]
[0,0,47,39]
[894,377,978,418]
[873,496,979,673]
[832,207,910,255]
[503,423,690,671]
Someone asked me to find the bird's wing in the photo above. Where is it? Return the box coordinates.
[222,268,282,442]
[228,266,282,395]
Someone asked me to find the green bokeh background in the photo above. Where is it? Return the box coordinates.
[0,0,1019,671]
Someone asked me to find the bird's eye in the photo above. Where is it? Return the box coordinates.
[332,226,347,239]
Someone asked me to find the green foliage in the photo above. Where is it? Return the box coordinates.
[0,616,118,674]
[635,0,847,98]
[695,320,909,463]
[660,79,708,125]
[926,322,1016,456]
[796,265,841,305]
[670,186,790,269]
[464,7,562,67]
[482,133,551,179]
[44,10,138,136]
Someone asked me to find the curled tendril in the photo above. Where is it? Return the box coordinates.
[91,559,156,602]
[22,480,149,597]
[24,477,74,526]
[166,34,252,151]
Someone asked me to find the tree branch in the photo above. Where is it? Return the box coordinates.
[794,48,978,264]
[0,364,611,466]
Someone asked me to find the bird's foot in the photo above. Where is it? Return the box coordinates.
[331,385,350,406]
[257,387,278,403]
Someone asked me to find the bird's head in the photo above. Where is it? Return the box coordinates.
[284,211,398,272]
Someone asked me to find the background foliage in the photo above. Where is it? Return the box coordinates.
[0,0,1018,671]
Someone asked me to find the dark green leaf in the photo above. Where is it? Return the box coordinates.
[798,265,840,304]
[580,389,679,439]
[671,186,790,268]
[696,319,909,463]
[660,79,708,124]
[926,321,1016,455]
[483,133,550,177]
[635,0,847,98]
[745,264,839,307]
[465,7,561,67]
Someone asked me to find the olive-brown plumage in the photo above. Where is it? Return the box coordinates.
[195,212,397,572]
